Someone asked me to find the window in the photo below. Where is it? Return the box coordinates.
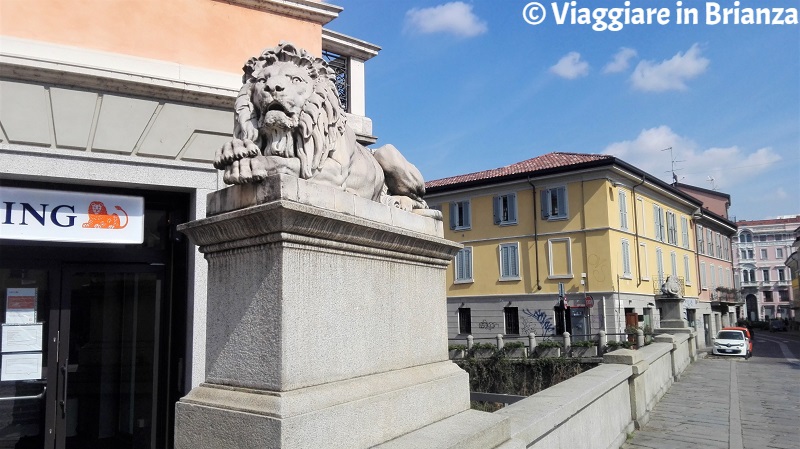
[763,291,773,302]
[777,248,784,259]
[706,229,713,255]
[637,197,645,232]
[747,249,754,259]
[493,193,517,225]
[458,308,472,334]
[547,238,573,278]
[759,235,767,242]
[740,232,752,243]
[681,216,689,248]
[683,255,692,285]
[718,267,723,287]
[700,262,707,289]
[710,264,716,290]
[778,268,786,282]
[670,251,677,276]
[619,191,628,230]
[762,269,770,282]
[740,249,747,260]
[504,307,520,335]
[697,225,705,255]
[779,290,789,302]
[742,270,750,283]
[455,247,473,283]
[715,233,721,258]
[640,243,650,280]
[449,200,471,230]
[499,243,520,280]
[656,247,664,284]
[621,239,632,277]
[760,248,768,260]
[653,205,665,241]
[666,211,678,245]
[541,186,568,220]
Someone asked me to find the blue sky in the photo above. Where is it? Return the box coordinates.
[326,0,799,220]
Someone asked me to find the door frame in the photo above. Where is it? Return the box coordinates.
[54,263,165,449]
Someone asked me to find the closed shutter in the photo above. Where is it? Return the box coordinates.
[449,203,457,230]
[507,193,517,222]
[556,187,566,217]
[493,196,501,224]
[540,189,549,218]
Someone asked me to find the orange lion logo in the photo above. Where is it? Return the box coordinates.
[82,201,129,229]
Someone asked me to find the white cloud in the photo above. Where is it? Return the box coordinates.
[630,44,709,91]
[603,125,781,189]
[404,2,487,37]
[550,52,589,79]
[603,47,637,74]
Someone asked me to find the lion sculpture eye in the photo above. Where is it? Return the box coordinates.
[291,76,303,84]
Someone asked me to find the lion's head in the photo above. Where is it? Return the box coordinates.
[88,201,108,215]
[239,43,346,179]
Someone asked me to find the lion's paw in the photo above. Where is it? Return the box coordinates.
[214,139,260,170]
[222,156,269,185]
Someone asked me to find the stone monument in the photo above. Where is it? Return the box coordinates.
[656,275,687,329]
[174,43,518,449]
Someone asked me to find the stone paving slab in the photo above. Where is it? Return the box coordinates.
[622,334,800,449]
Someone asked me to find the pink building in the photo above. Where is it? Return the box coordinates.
[733,215,800,321]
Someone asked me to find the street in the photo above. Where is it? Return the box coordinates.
[623,330,800,449]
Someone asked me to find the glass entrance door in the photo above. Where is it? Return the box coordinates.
[0,267,51,449]
[57,266,163,449]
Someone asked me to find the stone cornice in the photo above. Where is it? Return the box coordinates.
[322,29,381,61]
[223,0,341,25]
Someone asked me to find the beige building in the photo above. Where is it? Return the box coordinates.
[0,1,378,447]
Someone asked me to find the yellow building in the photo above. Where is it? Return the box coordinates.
[425,152,707,344]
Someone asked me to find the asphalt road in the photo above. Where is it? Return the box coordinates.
[622,330,800,449]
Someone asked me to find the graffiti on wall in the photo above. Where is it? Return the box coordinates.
[478,320,498,331]
[521,308,555,336]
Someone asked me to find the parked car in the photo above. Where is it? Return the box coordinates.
[712,328,751,358]
[769,319,787,332]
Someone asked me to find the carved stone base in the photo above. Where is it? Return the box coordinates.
[175,176,515,448]
[655,295,687,328]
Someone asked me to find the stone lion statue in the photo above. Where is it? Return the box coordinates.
[660,276,682,298]
[214,42,432,214]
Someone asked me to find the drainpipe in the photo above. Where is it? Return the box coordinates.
[527,176,542,291]
[631,174,646,286]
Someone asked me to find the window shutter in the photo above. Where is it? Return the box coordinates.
[449,203,457,229]
[463,201,471,228]
[540,189,549,218]
[456,250,464,279]
[510,245,518,277]
[493,196,501,224]
[465,248,472,279]
[556,187,566,217]
[653,206,660,240]
[508,193,517,222]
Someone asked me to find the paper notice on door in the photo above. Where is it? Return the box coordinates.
[1,353,42,381]
[2,323,43,353]
[5,288,37,324]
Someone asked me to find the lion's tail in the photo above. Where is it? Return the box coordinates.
[115,206,129,229]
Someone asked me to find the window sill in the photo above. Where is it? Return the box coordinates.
[499,277,521,282]
[497,221,518,227]
[454,279,474,284]
[545,216,568,221]
[620,275,633,280]
[453,227,471,231]
[548,275,574,279]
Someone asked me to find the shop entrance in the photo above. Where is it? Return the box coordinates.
[0,183,189,449]
[1,264,165,449]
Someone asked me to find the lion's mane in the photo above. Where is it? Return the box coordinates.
[235,43,346,179]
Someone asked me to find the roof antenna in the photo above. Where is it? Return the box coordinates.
[662,147,683,185]
[706,176,717,191]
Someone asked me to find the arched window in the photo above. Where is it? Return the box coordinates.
[740,231,753,243]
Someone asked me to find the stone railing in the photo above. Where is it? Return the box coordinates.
[494,331,696,449]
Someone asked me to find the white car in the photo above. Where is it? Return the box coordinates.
[712,329,750,358]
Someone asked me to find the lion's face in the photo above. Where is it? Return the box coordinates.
[252,62,313,132]
[89,201,107,215]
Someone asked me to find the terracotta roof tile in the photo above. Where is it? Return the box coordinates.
[425,152,613,189]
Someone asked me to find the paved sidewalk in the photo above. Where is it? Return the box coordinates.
[622,333,800,449]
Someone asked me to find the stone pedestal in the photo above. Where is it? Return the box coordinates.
[174,175,515,449]
[656,295,687,329]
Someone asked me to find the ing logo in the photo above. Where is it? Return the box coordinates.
[82,201,129,229]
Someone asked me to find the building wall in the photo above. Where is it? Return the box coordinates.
[734,216,800,320]
[0,0,326,71]
[430,167,702,340]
